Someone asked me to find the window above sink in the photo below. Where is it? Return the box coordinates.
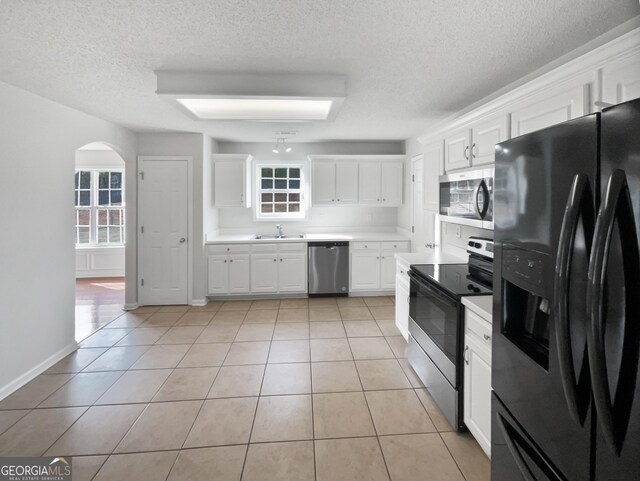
[254,162,307,221]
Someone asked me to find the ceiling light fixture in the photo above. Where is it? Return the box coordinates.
[272,138,293,154]
[156,71,347,122]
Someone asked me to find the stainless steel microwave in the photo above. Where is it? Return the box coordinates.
[439,167,494,230]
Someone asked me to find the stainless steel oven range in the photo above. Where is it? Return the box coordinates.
[407,237,493,430]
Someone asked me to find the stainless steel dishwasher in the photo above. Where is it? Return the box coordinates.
[308,241,349,296]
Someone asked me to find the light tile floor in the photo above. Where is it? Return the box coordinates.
[0,296,490,481]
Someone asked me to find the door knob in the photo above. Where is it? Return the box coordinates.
[179,238,186,243]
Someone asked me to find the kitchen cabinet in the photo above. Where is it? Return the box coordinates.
[600,50,640,106]
[212,154,252,208]
[394,257,410,340]
[207,244,251,295]
[310,158,358,205]
[444,128,472,171]
[250,253,279,293]
[249,243,307,295]
[471,114,510,166]
[463,304,492,457]
[350,241,410,292]
[278,252,307,292]
[510,84,586,137]
[358,160,404,206]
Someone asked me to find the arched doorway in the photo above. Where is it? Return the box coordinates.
[74,142,127,341]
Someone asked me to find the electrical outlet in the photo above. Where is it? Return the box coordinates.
[455,226,461,238]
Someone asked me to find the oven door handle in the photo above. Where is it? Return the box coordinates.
[408,271,457,304]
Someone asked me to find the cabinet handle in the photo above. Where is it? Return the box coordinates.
[472,143,477,158]
[377,256,380,260]
[337,199,340,202]
[464,145,469,160]
[229,259,233,263]
[224,260,227,263]
[377,198,380,202]
[332,199,335,202]
[226,247,230,251]
[483,334,491,341]
[464,346,470,365]
[400,270,404,274]
[280,258,283,262]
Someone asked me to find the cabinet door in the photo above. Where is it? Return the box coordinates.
[380,161,403,206]
[358,161,381,205]
[395,277,410,340]
[278,253,307,293]
[380,254,397,290]
[601,51,640,106]
[350,252,381,290]
[207,255,229,295]
[423,141,443,211]
[511,85,586,137]
[228,254,250,293]
[214,161,246,207]
[250,253,278,293]
[464,333,492,457]
[444,128,471,172]
[335,160,358,204]
[471,115,509,166]
[311,159,336,205]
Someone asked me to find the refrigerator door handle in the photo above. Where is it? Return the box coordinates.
[473,179,489,219]
[587,169,640,454]
[554,173,594,426]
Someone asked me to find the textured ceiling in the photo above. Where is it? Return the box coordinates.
[0,0,638,142]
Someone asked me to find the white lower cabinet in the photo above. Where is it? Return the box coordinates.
[350,241,410,292]
[207,255,229,295]
[278,252,307,292]
[228,255,250,293]
[250,253,279,293]
[207,246,250,295]
[463,306,492,458]
[394,258,410,340]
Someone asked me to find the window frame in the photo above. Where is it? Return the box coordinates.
[254,162,307,221]
[74,169,126,247]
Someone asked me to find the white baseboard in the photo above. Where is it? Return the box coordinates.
[191,298,207,307]
[123,303,139,311]
[0,341,78,401]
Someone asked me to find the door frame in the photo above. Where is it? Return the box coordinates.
[137,155,194,306]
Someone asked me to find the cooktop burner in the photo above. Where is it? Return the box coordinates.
[410,263,493,298]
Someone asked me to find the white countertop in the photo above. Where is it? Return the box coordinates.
[394,251,467,266]
[462,295,493,321]
[205,232,411,244]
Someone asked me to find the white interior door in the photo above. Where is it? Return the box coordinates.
[139,158,189,305]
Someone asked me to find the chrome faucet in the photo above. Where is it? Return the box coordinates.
[276,224,284,238]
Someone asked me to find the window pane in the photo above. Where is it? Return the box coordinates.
[98,190,109,205]
[261,193,273,202]
[98,172,109,189]
[289,203,300,212]
[289,168,300,178]
[289,193,300,202]
[261,167,273,178]
[110,210,122,225]
[274,203,287,212]
[79,191,91,206]
[289,180,300,189]
[109,227,122,243]
[274,179,287,189]
[78,209,91,226]
[275,168,287,178]
[78,227,90,244]
[274,193,287,202]
[110,172,122,188]
[80,172,91,189]
[98,227,108,243]
[75,172,79,189]
[98,209,108,226]
[110,190,122,205]
[262,179,273,189]
[261,204,273,213]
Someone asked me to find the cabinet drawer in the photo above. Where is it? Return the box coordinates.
[396,261,410,282]
[352,241,381,251]
[278,242,306,252]
[465,307,492,350]
[250,243,278,253]
[381,241,410,252]
[207,244,250,254]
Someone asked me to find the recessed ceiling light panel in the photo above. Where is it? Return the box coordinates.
[176,98,333,121]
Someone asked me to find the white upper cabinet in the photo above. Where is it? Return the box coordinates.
[334,160,358,204]
[380,161,403,206]
[423,141,443,211]
[213,154,252,208]
[471,115,510,166]
[444,129,472,171]
[358,161,382,205]
[511,85,586,138]
[311,159,336,205]
[600,50,640,106]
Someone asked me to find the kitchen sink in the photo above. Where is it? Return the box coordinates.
[253,234,305,240]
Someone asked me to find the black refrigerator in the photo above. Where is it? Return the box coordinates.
[492,97,640,481]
